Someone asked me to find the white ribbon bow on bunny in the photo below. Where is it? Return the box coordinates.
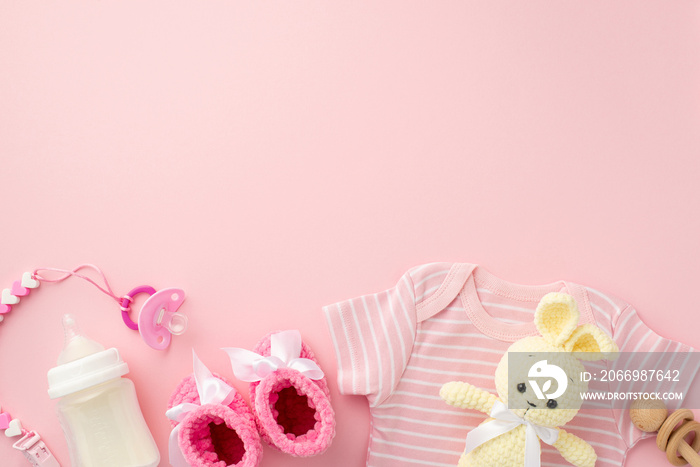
[464,400,559,467]
[223,330,324,382]
[165,351,237,467]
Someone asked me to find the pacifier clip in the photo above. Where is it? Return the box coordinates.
[0,264,188,466]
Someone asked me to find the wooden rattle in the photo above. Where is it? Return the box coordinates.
[630,398,700,467]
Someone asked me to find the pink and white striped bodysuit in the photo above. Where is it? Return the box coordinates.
[323,262,699,466]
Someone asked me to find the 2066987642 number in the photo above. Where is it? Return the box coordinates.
[599,369,680,382]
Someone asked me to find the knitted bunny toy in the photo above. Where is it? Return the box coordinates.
[440,292,618,467]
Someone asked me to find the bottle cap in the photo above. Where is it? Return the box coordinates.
[47,315,129,399]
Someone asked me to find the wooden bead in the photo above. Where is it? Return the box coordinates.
[630,398,668,432]
[629,401,700,466]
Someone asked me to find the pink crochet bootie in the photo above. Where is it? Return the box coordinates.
[167,353,262,467]
[224,330,335,457]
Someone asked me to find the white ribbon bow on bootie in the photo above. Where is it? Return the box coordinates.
[165,351,237,467]
[464,400,559,467]
[223,330,324,382]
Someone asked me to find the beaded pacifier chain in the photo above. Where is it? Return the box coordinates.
[1,264,187,466]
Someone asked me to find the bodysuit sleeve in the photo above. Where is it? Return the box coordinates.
[609,305,700,450]
[323,269,418,407]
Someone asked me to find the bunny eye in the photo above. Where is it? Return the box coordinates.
[547,399,558,409]
[517,383,526,393]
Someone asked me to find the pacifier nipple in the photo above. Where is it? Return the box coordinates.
[165,312,188,335]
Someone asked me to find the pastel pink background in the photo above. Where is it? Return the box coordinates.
[1,1,699,466]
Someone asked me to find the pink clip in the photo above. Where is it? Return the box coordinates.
[12,431,60,467]
[119,286,187,350]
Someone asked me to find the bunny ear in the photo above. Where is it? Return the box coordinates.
[534,292,580,345]
[564,324,619,361]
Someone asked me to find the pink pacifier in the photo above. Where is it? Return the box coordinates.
[120,286,188,350]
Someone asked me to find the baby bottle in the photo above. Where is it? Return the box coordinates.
[47,315,160,467]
